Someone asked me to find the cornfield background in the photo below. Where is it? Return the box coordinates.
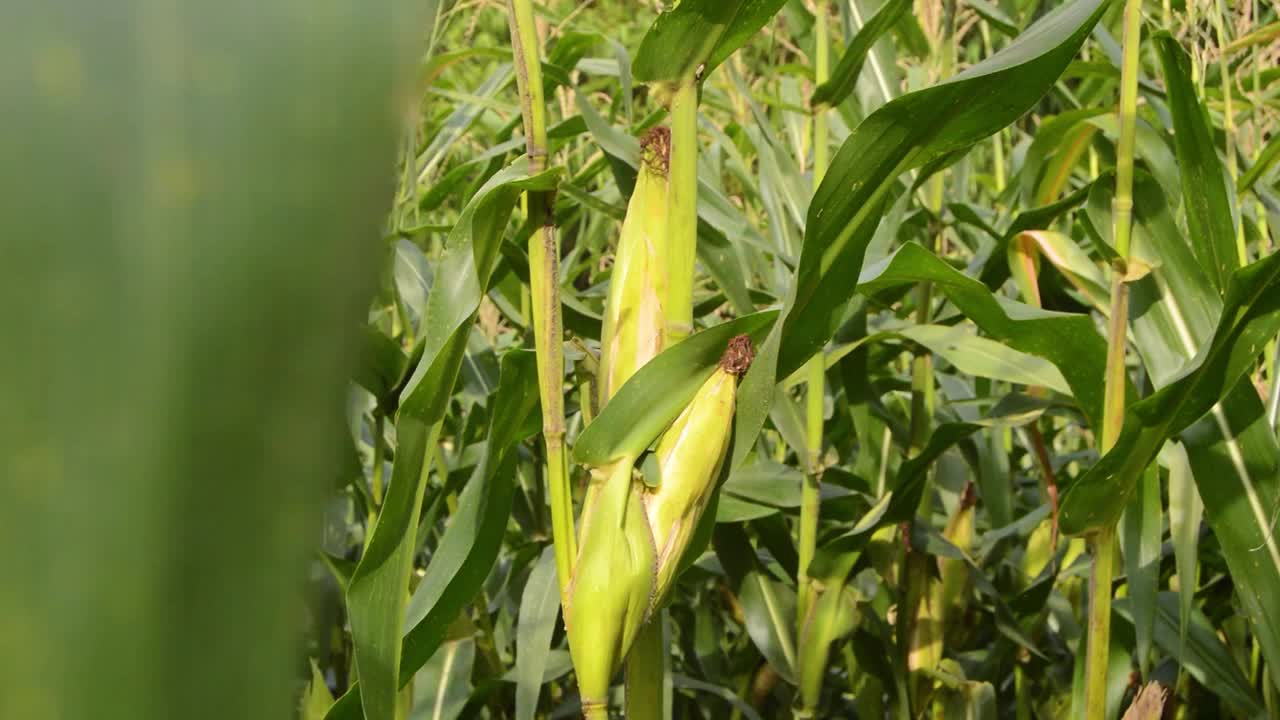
[4,0,1280,719]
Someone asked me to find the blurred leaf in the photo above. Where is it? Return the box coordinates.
[940,680,996,720]
[0,1,425,718]
[417,66,514,181]
[967,0,1017,35]
[671,675,765,720]
[302,661,336,720]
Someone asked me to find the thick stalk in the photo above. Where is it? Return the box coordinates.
[1085,0,1141,715]
[507,0,575,604]
[797,3,830,634]
[665,81,699,343]
[902,6,953,713]
[626,613,669,720]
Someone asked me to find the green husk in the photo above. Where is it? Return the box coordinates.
[566,457,657,713]
[644,335,752,602]
[567,336,752,714]
[935,484,976,631]
[599,127,671,404]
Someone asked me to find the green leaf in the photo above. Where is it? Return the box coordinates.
[1058,244,1280,535]
[721,461,804,511]
[573,311,778,466]
[1161,442,1202,671]
[885,423,982,524]
[408,634,474,720]
[1063,172,1280,691]
[1114,594,1264,716]
[940,680,997,720]
[515,547,560,720]
[1180,381,1280,694]
[739,570,798,684]
[344,161,553,720]
[355,325,410,410]
[331,351,541,719]
[398,161,560,422]
[1237,128,1280,195]
[1008,230,1111,314]
[302,661,336,720]
[811,0,910,109]
[0,1,426,718]
[967,0,1018,35]
[894,324,1072,396]
[733,0,1108,466]
[1119,463,1160,677]
[1018,107,1105,207]
[671,675,766,720]
[859,243,1110,428]
[1153,32,1238,293]
[633,0,789,85]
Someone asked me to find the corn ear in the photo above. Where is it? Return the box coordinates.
[934,483,976,630]
[905,550,942,674]
[1022,516,1055,585]
[566,335,751,711]
[909,486,977,674]
[565,457,657,711]
[598,127,670,404]
[644,334,753,603]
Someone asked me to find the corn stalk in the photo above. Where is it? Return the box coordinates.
[1084,0,1143,715]
[796,4,830,715]
[506,0,576,610]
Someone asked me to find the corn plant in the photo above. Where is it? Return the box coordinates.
[295,0,1280,717]
[11,1,1280,720]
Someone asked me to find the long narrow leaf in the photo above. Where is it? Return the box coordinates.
[733,0,1108,467]
[633,0,789,85]
[812,0,911,109]
[1153,32,1237,292]
[330,351,541,719]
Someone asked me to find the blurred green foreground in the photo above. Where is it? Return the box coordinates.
[1,2,425,718]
